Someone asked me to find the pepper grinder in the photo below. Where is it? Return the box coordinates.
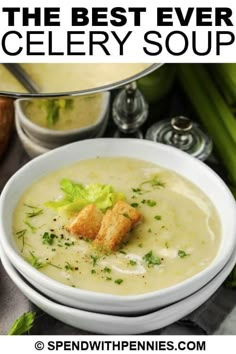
[112,82,148,138]
[146,116,213,161]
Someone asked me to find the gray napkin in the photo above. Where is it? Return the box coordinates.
[0,133,235,335]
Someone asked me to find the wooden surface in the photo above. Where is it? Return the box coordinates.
[0,98,14,161]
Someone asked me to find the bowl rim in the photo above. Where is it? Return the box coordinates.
[14,92,110,137]
[0,138,235,305]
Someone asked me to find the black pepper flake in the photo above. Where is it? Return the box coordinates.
[75,267,79,270]
[53,218,57,221]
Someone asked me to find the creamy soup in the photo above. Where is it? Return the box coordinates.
[0,63,150,94]
[13,158,221,296]
[23,95,103,130]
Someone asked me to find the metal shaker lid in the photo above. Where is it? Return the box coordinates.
[146,116,213,161]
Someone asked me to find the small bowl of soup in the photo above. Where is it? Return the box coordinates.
[0,139,235,315]
[15,93,110,149]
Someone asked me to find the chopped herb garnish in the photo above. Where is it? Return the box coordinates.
[103,267,111,273]
[143,250,161,267]
[165,242,169,248]
[114,278,123,285]
[154,215,162,221]
[140,177,165,189]
[16,229,27,252]
[16,229,27,238]
[131,203,139,208]
[91,269,96,274]
[28,252,45,269]
[90,254,100,267]
[48,262,62,270]
[148,228,152,233]
[146,200,157,207]
[8,311,36,335]
[122,213,132,220]
[129,260,137,266]
[65,262,74,271]
[64,242,75,247]
[132,188,142,194]
[24,220,37,233]
[138,243,143,248]
[24,204,43,218]
[42,232,57,245]
[132,177,165,196]
[119,250,127,255]
[178,250,189,258]
[141,199,156,206]
[105,277,112,281]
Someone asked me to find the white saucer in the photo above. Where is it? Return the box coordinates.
[1,245,236,334]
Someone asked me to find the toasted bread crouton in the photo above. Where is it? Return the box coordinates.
[94,209,132,250]
[67,204,103,239]
[94,201,141,250]
[112,200,142,225]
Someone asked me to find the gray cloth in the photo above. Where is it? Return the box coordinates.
[0,133,236,335]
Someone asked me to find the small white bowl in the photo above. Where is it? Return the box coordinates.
[15,110,109,158]
[1,244,236,334]
[15,93,110,148]
[0,139,235,315]
[15,112,50,158]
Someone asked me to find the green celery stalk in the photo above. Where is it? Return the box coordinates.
[177,64,236,186]
[208,64,236,107]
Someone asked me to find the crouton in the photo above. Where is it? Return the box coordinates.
[94,201,141,250]
[112,200,141,226]
[66,204,103,239]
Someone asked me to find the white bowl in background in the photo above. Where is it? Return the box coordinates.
[15,112,50,159]
[15,110,109,158]
[14,92,110,148]
[1,244,236,334]
[0,139,235,315]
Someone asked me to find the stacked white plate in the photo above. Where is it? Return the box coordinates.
[1,245,236,334]
[0,139,235,334]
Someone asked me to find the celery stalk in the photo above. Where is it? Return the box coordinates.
[177,64,236,186]
[208,64,236,107]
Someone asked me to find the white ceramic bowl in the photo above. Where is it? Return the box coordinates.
[15,110,109,158]
[15,113,50,158]
[14,93,110,148]
[0,139,235,315]
[1,244,236,334]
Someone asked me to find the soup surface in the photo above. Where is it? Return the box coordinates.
[23,95,103,130]
[0,63,150,94]
[13,157,221,295]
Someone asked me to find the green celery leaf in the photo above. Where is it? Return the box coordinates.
[8,312,36,335]
[45,179,125,214]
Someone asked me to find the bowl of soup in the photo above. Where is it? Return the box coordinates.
[0,139,235,315]
[15,93,110,148]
